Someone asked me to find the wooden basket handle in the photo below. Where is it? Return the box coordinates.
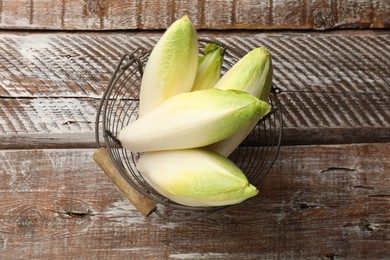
[93,147,156,217]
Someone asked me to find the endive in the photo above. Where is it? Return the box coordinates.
[137,149,259,207]
[208,47,273,156]
[191,43,223,91]
[119,88,270,152]
[139,15,198,117]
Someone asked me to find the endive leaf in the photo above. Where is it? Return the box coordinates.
[118,88,270,152]
[137,148,259,207]
[191,43,223,91]
[139,15,198,116]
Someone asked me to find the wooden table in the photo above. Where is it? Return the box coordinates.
[1,2,390,259]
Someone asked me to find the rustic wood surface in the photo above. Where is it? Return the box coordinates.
[0,8,389,257]
[0,0,389,30]
[0,143,389,259]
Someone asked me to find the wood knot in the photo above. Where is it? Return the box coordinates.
[358,219,374,232]
[83,0,109,18]
[313,10,335,30]
[0,234,8,250]
[57,199,95,219]
[15,207,46,231]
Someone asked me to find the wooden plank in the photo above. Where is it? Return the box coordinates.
[0,33,118,98]
[0,98,97,134]
[0,0,389,30]
[0,31,389,148]
[0,93,388,149]
[277,91,390,134]
[1,32,389,98]
[0,143,389,259]
[0,98,99,149]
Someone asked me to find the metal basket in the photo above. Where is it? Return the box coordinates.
[95,39,283,220]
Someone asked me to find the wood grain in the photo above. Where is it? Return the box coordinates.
[0,143,389,259]
[0,31,389,148]
[0,0,389,30]
[0,98,98,148]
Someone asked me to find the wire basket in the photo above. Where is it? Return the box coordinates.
[95,39,283,220]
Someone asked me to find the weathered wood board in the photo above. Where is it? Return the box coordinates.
[0,0,389,30]
[0,31,389,148]
[0,143,389,259]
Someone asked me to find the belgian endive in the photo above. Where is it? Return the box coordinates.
[119,88,270,152]
[208,47,273,156]
[139,15,198,117]
[137,149,259,207]
[191,43,223,91]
